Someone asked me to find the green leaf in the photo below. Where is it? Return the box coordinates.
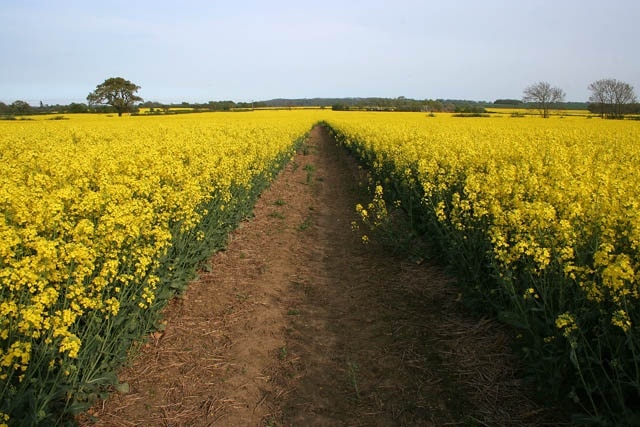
[113,382,130,394]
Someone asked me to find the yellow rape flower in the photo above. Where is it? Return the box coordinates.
[58,334,81,359]
[555,312,579,340]
[611,309,632,333]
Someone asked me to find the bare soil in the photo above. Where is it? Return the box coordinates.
[80,126,567,426]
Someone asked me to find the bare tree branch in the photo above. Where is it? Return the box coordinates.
[522,81,565,118]
[588,78,637,119]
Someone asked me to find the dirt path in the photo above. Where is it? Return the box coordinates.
[82,126,565,426]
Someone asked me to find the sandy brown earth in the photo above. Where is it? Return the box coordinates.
[80,126,567,426]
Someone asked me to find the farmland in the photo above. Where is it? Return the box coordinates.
[325,112,640,424]
[1,110,639,425]
[0,111,320,424]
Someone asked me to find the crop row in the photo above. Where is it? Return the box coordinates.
[325,112,640,425]
[0,111,319,425]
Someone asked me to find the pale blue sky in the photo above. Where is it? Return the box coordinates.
[1,0,639,104]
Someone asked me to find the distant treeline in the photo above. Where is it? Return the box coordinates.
[6,97,640,117]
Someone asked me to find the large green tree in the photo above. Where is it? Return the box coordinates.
[87,77,143,116]
[10,100,32,115]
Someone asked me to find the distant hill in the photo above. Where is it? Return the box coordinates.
[255,97,492,112]
[254,97,589,111]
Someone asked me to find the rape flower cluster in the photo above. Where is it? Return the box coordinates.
[0,110,321,423]
[325,112,640,423]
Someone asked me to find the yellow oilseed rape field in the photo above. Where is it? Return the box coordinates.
[324,112,640,422]
[0,111,322,424]
[2,109,639,424]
